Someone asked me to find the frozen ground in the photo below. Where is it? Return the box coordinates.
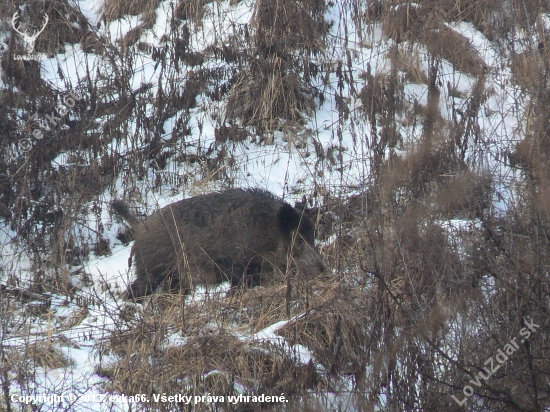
[0,0,533,410]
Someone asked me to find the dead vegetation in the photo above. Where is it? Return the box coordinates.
[225,0,327,133]
[376,0,501,40]
[174,0,212,24]
[1,0,550,410]
[226,57,317,132]
[98,276,339,408]
[10,341,74,370]
[101,0,162,23]
[381,6,486,77]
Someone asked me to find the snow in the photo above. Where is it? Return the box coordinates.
[0,0,536,408]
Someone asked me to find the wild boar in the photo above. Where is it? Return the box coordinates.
[112,189,326,300]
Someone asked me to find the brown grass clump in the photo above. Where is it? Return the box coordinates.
[394,49,428,84]
[2,0,86,55]
[174,0,212,23]
[382,9,485,77]
[425,0,500,32]
[252,0,327,58]
[423,24,486,77]
[511,51,541,92]
[276,281,371,379]
[165,333,320,392]
[102,330,320,409]
[378,0,500,40]
[9,341,73,370]
[380,2,425,44]
[3,0,89,56]
[41,0,90,52]
[403,142,465,197]
[359,67,404,141]
[226,57,316,133]
[102,0,162,23]
[431,171,492,218]
[225,0,327,133]
[99,277,342,407]
[118,26,144,50]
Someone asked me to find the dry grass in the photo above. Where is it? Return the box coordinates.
[378,0,501,39]
[252,0,327,57]
[102,0,162,23]
[2,0,550,410]
[174,0,212,24]
[431,171,492,218]
[41,0,90,52]
[0,0,88,55]
[382,8,485,77]
[423,24,486,77]
[226,57,316,133]
[224,0,326,133]
[511,51,540,92]
[277,280,370,378]
[118,25,144,50]
[99,275,343,407]
[394,48,428,84]
[8,341,73,370]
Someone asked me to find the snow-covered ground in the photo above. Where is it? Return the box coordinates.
[0,0,537,409]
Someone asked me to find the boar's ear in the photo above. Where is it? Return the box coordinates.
[277,203,301,236]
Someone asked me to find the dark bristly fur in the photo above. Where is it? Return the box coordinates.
[112,189,326,300]
[111,200,139,226]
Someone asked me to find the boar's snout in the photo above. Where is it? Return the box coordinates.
[291,237,326,278]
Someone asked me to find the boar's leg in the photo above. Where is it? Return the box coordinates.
[125,261,178,301]
[228,263,246,287]
[212,258,264,289]
[211,259,248,287]
[125,278,157,301]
